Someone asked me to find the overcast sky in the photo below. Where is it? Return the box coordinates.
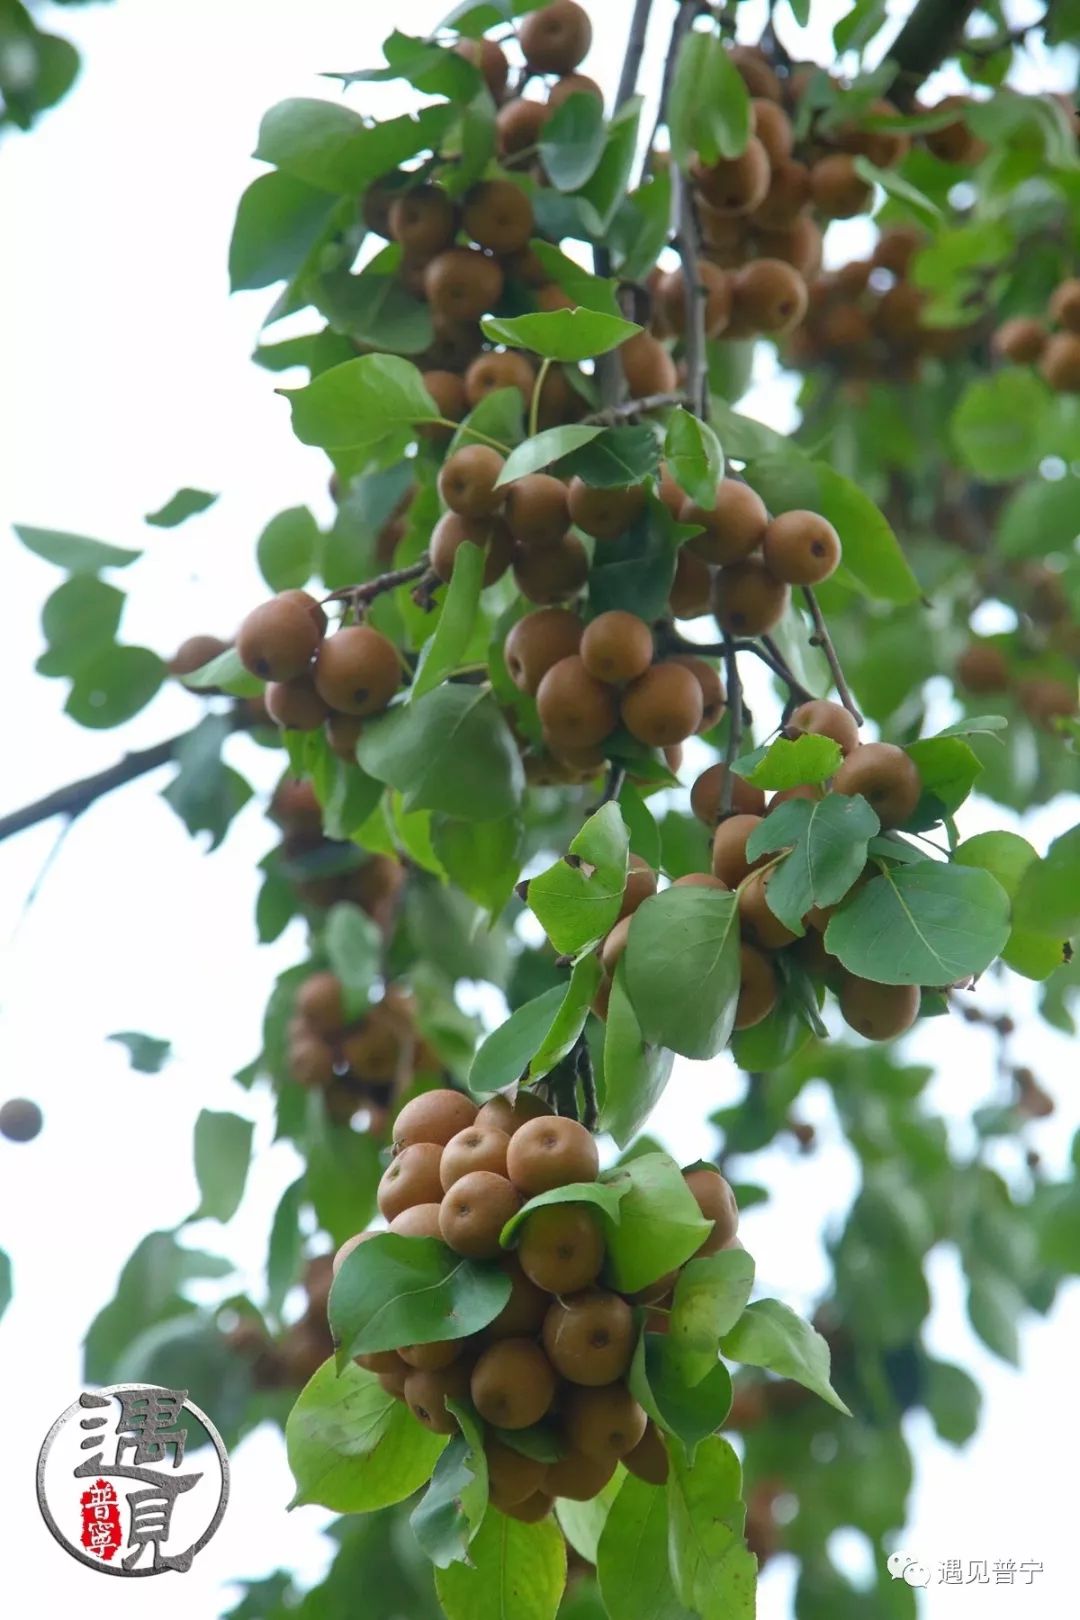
[1,2,1077,1617]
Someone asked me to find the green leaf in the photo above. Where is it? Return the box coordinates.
[720,1299,850,1413]
[307,1123,381,1247]
[588,503,679,619]
[576,97,643,232]
[40,577,124,675]
[956,831,1063,982]
[707,401,791,462]
[256,506,320,591]
[602,1153,712,1294]
[181,644,265,698]
[267,1177,305,1315]
[668,1250,756,1387]
[743,457,920,604]
[330,1232,511,1359]
[445,88,499,195]
[554,425,661,488]
[668,28,751,167]
[358,686,524,821]
[144,488,217,528]
[15,524,141,573]
[951,369,1051,482]
[331,31,481,100]
[852,156,942,224]
[526,801,630,955]
[324,902,381,1010]
[191,1108,253,1223]
[664,409,724,509]
[254,99,452,194]
[601,963,676,1148]
[283,354,440,453]
[615,169,673,285]
[630,1332,733,1456]
[496,424,604,486]
[745,793,879,935]
[905,735,982,821]
[0,1250,10,1326]
[162,714,253,849]
[824,860,1012,986]
[667,1438,756,1620]
[624,887,741,1060]
[998,472,1080,559]
[967,1267,1022,1365]
[108,1032,172,1073]
[923,1358,981,1446]
[311,250,435,357]
[435,1510,567,1620]
[481,308,642,363]
[451,386,526,458]
[229,169,342,292]
[286,1358,447,1510]
[529,954,603,1081]
[500,1176,630,1247]
[411,1406,489,1567]
[539,91,606,191]
[410,541,485,702]
[734,733,842,790]
[1012,825,1080,938]
[557,1470,625,1564]
[66,645,166,729]
[432,814,522,919]
[528,242,621,316]
[597,1473,692,1620]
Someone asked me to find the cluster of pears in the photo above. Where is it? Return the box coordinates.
[268,776,406,920]
[355,2,610,432]
[993,276,1080,393]
[506,603,724,777]
[333,1087,741,1517]
[589,699,932,1043]
[235,588,404,742]
[287,971,426,1126]
[654,42,916,346]
[787,226,966,381]
[227,1256,336,1391]
[956,641,1078,731]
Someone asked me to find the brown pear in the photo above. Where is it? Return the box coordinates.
[313,626,401,717]
[506,1115,600,1196]
[536,655,618,748]
[833,742,920,828]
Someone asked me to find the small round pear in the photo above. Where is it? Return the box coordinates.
[536,655,618,749]
[440,1126,511,1189]
[691,764,766,824]
[735,944,778,1029]
[565,1383,648,1462]
[393,1090,477,1151]
[314,626,401,717]
[471,1339,556,1428]
[762,510,842,585]
[0,1097,42,1142]
[405,1364,472,1434]
[713,559,791,636]
[377,1143,444,1222]
[389,1203,444,1238]
[237,595,323,683]
[485,1437,547,1508]
[438,444,506,520]
[711,813,765,886]
[684,1166,739,1253]
[787,698,859,756]
[833,742,921,828]
[624,1419,669,1484]
[504,608,582,695]
[475,1090,554,1136]
[621,662,704,747]
[542,1290,635,1385]
[580,611,654,684]
[839,974,920,1040]
[517,1203,605,1294]
[506,1115,600,1196]
[439,1171,522,1258]
[519,1,592,74]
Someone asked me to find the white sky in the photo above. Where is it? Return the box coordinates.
[1,2,1077,1617]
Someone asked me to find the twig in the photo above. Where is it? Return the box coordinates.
[594,762,626,811]
[594,0,657,409]
[667,2,711,424]
[801,587,864,726]
[658,630,817,705]
[885,0,981,107]
[576,1035,599,1133]
[583,391,686,425]
[323,556,430,607]
[720,631,743,814]
[759,634,815,706]
[0,708,252,847]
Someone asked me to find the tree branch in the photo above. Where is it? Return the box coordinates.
[720,632,744,814]
[0,709,251,846]
[801,587,864,725]
[584,390,686,426]
[595,0,657,409]
[323,556,430,606]
[885,0,981,105]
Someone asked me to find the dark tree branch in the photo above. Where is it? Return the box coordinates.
[593,762,626,811]
[801,587,864,726]
[720,632,744,814]
[885,0,981,105]
[576,1034,599,1133]
[0,708,252,846]
[323,556,430,606]
[595,0,657,408]
[583,391,686,425]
